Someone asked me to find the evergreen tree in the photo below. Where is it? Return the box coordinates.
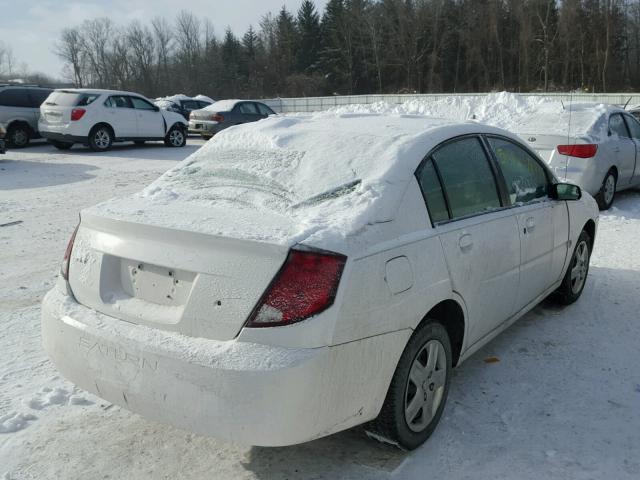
[296,0,322,73]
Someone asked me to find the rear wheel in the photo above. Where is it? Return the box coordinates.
[596,170,616,210]
[366,321,452,450]
[553,230,592,305]
[88,126,113,152]
[165,126,186,147]
[7,124,30,148]
[50,140,73,150]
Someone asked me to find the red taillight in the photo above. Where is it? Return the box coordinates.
[70,108,86,121]
[557,144,598,158]
[246,249,347,327]
[61,224,79,281]
[210,114,224,122]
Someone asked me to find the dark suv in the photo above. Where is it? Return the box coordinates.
[0,85,53,147]
[155,97,212,121]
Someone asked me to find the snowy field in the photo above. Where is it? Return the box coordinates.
[1,128,640,479]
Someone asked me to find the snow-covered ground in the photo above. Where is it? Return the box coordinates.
[1,118,640,478]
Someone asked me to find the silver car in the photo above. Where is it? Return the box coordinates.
[0,85,52,148]
[517,104,640,209]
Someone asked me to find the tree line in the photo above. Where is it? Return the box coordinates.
[53,0,640,99]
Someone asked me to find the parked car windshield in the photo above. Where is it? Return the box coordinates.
[44,91,99,107]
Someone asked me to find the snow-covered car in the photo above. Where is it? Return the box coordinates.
[38,89,188,152]
[41,115,598,450]
[515,103,640,210]
[154,94,213,121]
[188,99,275,138]
[0,123,6,153]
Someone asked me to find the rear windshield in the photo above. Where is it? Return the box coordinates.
[44,91,100,107]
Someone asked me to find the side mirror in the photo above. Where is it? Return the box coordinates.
[551,182,581,201]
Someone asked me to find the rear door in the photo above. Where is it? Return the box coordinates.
[416,136,521,346]
[130,96,165,138]
[608,113,636,184]
[622,113,640,185]
[104,95,137,138]
[487,136,568,310]
[0,88,34,124]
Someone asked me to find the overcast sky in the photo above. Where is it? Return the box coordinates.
[0,0,328,78]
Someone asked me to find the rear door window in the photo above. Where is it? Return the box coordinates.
[488,137,550,204]
[239,102,259,115]
[430,137,502,219]
[623,114,640,140]
[181,100,199,110]
[609,113,630,138]
[0,89,31,107]
[105,96,133,108]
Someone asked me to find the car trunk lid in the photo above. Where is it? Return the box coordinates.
[68,212,290,341]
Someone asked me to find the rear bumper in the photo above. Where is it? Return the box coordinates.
[188,120,224,135]
[40,130,86,144]
[41,286,408,446]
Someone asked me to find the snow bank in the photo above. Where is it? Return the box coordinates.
[331,92,613,140]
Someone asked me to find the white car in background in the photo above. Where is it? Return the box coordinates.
[516,103,640,209]
[39,89,188,152]
[41,115,598,450]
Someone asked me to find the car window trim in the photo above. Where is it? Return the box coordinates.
[414,133,508,228]
[130,96,156,110]
[482,133,556,208]
[414,158,451,226]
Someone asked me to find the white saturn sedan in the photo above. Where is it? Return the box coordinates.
[41,114,598,450]
[38,89,188,152]
[514,103,640,210]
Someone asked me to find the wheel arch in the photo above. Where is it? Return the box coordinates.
[583,219,597,248]
[417,299,466,367]
[90,122,115,137]
[7,119,33,134]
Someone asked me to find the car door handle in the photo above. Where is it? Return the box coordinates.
[458,233,473,250]
[524,217,535,233]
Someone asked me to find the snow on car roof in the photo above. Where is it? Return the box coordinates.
[203,99,242,112]
[88,113,511,250]
[194,94,214,103]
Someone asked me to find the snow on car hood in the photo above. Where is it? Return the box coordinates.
[88,114,472,251]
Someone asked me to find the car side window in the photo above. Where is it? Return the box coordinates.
[28,89,52,108]
[488,137,549,204]
[130,97,156,110]
[182,100,199,110]
[239,102,259,115]
[415,159,449,224]
[197,101,211,109]
[430,137,502,220]
[257,103,274,116]
[609,113,630,138]
[623,114,640,140]
[0,89,31,107]
[105,96,132,108]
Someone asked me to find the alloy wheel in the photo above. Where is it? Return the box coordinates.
[404,339,447,433]
[570,240,589,294]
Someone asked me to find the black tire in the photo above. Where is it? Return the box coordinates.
[595,170,616,210]
[88,125,113,152]
[165,125,187,147]
[134,140,145,146]
[366,321,452,450]
[7,124,30,148]
[50,140,73,150]
[553,230,592,305]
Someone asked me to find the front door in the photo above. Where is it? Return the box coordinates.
[486,136,563,310]
[130,96,165,138]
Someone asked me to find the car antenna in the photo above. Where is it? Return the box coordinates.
[623,96,632,109]
[561,100,565,110]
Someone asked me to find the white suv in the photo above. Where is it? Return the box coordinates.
[38,89,188,151]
